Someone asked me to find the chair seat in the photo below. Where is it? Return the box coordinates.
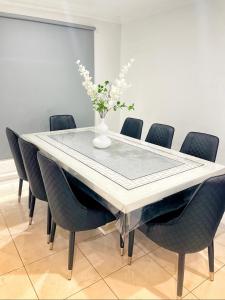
[140,185,198,226]
[66,172,119,216]
[72,188,116,231]
[65,172,116,230]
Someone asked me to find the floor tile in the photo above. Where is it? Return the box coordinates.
[213,241,225,264]
[0,180,29,210]
[67,279,117,299]
[0,267,37,299]
[1,176,225,299]
[215,222,225,238]
[183,292,198,299]
[193,265,225,299]
[149,247,223,291]
[0,213,10,240]
[215,231,225,246]
[4,208,31,236]
[0,178,22,196]
[78,231,145,277]
[135,229,159,254]
[26,248,101,299]
[0,237,23,276]
[13,223,68,265]
[3,199,46,236]
[76,229,103,244]
[105,254,189,299]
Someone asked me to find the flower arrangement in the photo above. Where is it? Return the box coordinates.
[76,59,135,119]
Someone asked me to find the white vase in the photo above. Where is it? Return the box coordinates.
[93,117,111,149]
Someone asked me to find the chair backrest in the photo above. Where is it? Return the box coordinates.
[6,127,27,181]
[120,117,143,139]
[19,138,46,201]
[180,132,219,162]
[49,115,76,131]
[37,152,86,231]
[145,123,175,149]
[152,174,225,254]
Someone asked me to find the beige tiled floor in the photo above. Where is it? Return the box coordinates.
[0,178,225,299]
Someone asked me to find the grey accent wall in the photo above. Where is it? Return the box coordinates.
[0,15,95,159]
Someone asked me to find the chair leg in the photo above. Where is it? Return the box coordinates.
[29,195,36,225]
[68,231,76,280]
[28,187,32,209]
[177,253,185,299]
[18,179,23,202]
[47,205,52,244]
[49,221,56,250]
[208,241,214,281]
[128,230,135,265]
[120,234,125,256]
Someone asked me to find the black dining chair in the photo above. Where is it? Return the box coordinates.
[180,131,219,162]
[6,127,31,205]
[139,174,225,299]
[127,131,220,265]
[145,123,175,148]
[37,152,116,279]
[169,132,220,207]
[120,117,143,139]
[18,138,51,242]
[50,115,76,131]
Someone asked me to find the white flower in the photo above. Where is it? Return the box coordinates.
[76,58,134,113]
[108,100,115,109]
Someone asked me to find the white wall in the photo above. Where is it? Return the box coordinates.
[0,0,121,131]
[121,0,225,163]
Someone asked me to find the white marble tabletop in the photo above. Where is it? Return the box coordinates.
[23,127,225,214]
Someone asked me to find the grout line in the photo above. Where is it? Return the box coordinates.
[64,278,103,299]
[2,191,225,299]
[102,277,119,299]
[146,251,193,295]
[0,266,25,278]
[2,213,68,268]
[1,198,120,300]
[23,265,40,300]
[182,292,199,299]
[1,209,40,299]
[191,263,225,298]
[190,277,210,297]
[148,247,225,298]
[22,245,69,267]
[77,231,149,277]
[77,243,119,299]
[22,229,105,268]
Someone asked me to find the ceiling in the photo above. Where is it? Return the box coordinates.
[3,0,195,24]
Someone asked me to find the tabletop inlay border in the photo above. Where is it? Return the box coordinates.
[34,129,204,190]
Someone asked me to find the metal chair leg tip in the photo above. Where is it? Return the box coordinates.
[67,270,72,280]
[18,196,21,203]
[209,272,214,281]
[47,235,50,244]
[29,217,32,225]
[49,242,53,250]
[120,247,124,256]
[128,256,132,265]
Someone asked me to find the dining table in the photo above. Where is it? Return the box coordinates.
[23,127,225,237]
